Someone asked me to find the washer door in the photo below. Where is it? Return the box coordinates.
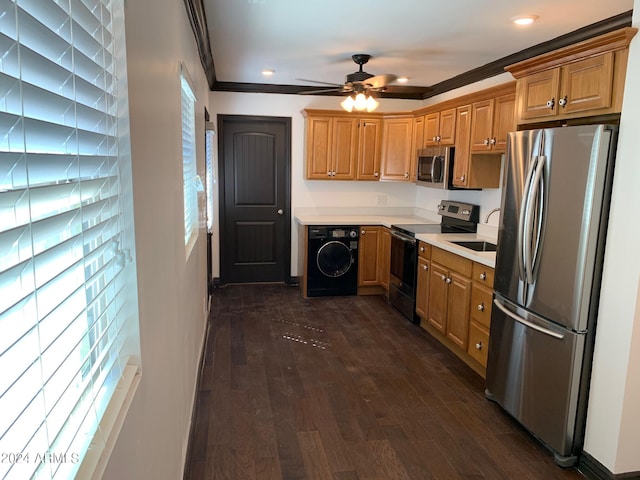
[317,241,353,277]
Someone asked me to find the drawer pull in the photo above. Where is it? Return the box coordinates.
[420,246,425,252]
[479,272,487,280]
[477,303,485,312]
[422,264,428,270]
[475,342,483,351]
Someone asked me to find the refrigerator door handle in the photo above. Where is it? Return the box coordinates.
[527,155,547,282]
[518,155,539,284]
[493,298,565,339]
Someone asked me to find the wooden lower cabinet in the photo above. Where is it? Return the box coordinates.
[416,245,494,378]
[358,225,390,294]
[358,226,381,286]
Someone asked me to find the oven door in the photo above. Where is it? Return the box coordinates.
[389,229,418,322]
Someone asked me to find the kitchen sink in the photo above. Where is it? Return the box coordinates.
[451,240,498,252]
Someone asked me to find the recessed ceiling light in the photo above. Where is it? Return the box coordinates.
[262,69,275,76]
[512,15,538,26]
[397,77,409,83]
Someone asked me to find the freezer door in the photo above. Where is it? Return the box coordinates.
[494,125,615,331]
[486,296,586,457]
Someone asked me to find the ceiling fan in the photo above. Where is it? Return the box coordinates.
[298,54,399,112]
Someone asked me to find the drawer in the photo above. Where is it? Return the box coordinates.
[432,247,472,277]
[468,321,490,367]
[418,242,431,260]
[472,262,494,287]
[470,284,493,329]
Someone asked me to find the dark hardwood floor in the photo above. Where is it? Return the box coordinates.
[186,284,586,480]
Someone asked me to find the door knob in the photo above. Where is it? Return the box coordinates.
[277,209,284,215]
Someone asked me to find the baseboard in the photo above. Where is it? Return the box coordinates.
[579,452,640,480]
[182,300,212,480]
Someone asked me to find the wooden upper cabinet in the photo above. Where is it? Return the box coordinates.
[304,112,381,180]
[331,117,358,179]
[452,105,471,188]
[560,54,614,114]
[519,54,614,121]
[470,94,515,153]
[424,108,456,146]
[492,93,516,152]
[506,27,637,125]
[356,118,382,180]
[469,99,494,152]
[380,116,414,181]
[306,116,334,179]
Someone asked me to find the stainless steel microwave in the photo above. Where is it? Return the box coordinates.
[416,146,452,189]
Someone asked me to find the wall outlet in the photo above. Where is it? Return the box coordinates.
[376,194,387,206]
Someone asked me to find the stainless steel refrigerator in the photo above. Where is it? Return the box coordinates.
[485,124,618,467]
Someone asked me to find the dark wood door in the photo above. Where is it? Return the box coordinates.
[218,115,291,284]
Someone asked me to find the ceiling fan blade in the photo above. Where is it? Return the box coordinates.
[299,87,348,95]
[365,74,398,89]
[296,78,344,87]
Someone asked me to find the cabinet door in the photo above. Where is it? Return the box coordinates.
[470,99,494,152]
[358,226,380,286]
[378,227,391,290]
[519,68,560,120]
[467,322,489,367]
[446,271,472,350]
[306,116,333,179]
[438,108,457,145]
[416,256,430,321]
[452,105,471,187]
[428,262,449,334]
[356,118,382,180]
[332,117,358,179]
[380,117,413,181]
[491,93,516,152]
[410,116,424,182]
[560,53,614,115]
[424,112,440,146]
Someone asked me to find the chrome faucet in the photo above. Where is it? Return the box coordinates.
[484,207,501,223]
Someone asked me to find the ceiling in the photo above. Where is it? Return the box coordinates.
[198,0,634,99]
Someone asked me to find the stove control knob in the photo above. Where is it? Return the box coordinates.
[350,230,358,239]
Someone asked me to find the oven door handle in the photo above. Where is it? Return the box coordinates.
[390,230,416,245]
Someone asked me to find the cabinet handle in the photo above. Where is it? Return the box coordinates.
[490,137,496,145]
[457,175,466,182]
[546,97,555,109]
[558,95,568,107]
[437,135,441,142]
[419,246,425,252]
[477,302,485,312]
[422,264,428,270]
[374,172,379,177]
[327,171,332,177]
[479,272,487,280]
[404,172,409,179]
[361,230,365,235]
[441,274,447,281]
[432,136,437,142]
[445,277,452,284]
[475,342,483,351]
[483,138,490,146]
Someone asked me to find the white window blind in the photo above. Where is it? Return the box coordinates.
[180,69,198,246]
[205,124,214,232]
[0,0,139,478]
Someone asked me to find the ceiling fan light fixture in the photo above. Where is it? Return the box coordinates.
[341,93,379,113]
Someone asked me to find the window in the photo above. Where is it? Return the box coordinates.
[181,68,198,248]
[0,0,139,478]
[205,123,215,231]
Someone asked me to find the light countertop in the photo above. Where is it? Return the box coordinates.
[415,232,497,268]
[295,211,497,268]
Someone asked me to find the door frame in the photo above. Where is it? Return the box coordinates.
[217,114,293,285]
